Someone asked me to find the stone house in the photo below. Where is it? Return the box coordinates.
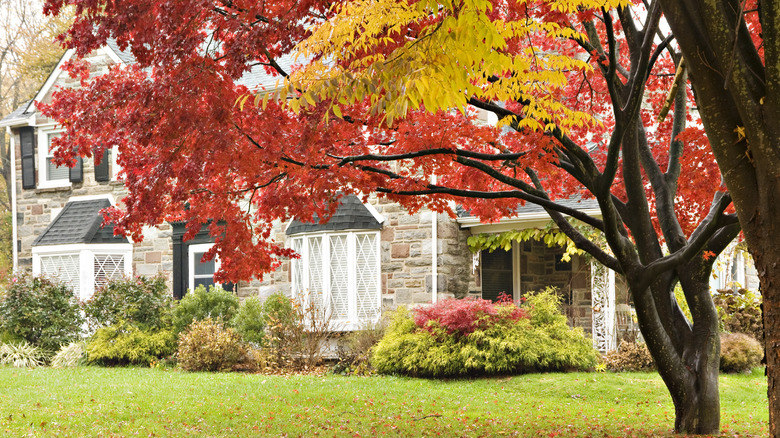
[2,42,636,349]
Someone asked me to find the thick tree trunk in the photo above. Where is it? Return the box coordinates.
[628,270,721,434]
[745,226,780,437]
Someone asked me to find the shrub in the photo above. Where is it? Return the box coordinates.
[714,289,763,343]
[372,289,598,377]
[603,340,656,372]
[720,332,763,373]
[86,322,176,366]
[232,297,266,346]
[263,292,335,370]
[334,318,388,376]
[171,285,239,334]
[51,342,86,368]
[0,275,83,353]
[414,296,525,337]
[177,318,247,372]
[0,342,46,368]
[84,276,173,331]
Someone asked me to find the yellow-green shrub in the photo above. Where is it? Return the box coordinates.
[86,322,176,366]
[177,318,247,372]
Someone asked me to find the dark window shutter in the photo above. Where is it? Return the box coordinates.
[481,248,513,302]
[69,157,83,183]
[94,149,110,182]
[19,127,35,189]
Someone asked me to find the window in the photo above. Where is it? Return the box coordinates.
[33,246,132,301]
[188,243,220,292]
[290,231,380,329]
[38,130,71,188]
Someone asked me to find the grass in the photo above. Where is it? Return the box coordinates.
[0,366,768,437]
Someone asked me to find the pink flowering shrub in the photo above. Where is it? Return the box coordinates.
[413,296,527,337]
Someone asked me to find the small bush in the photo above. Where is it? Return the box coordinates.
[172,285,239,335]
[51,342,86,368]
[177,318,247,372]
[604,340,656,372]
[414,296,525,337]
[372,289,598,377]
[720,332,763,373]
[86,322,176,366]
[262,292,336,370]
[84,276,173,331]
[0,342,46,368]
[0,275,84,353]
[232,297,266,346]
[334,319,387,376]
[714,289,763,343]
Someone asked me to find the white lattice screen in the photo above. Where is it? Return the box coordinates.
[307,237,324,309]
[94,254,126,290]
[40,254,80,293]
[329,235,350,320]
[355,233,379,320]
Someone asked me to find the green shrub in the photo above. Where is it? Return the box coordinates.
[51,342,87,368]
[603,340,656,372]
[0,275,83,353]
[0,342,46,368]
[720,332,763,373]
[177,318,247,372]
[714,289,763,343]
[232,297,266,346]
[372,289,598,377]
[172,285,239,334]
[86,322,176,366]
[84,276,173,331]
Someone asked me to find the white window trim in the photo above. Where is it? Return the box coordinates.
[290,230,381,331]
[36,128,72,189]
[188,243,221,292]
[32,243,133,301]
[110,145,121,181]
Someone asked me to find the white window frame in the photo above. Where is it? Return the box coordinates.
[37,128,72,189]
[290,230,381,331]
[32,243,133,301]
[188,243,221,292]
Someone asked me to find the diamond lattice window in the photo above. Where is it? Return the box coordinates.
[94,254,126,290]
[291,231,380,327]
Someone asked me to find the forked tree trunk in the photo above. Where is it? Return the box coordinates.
[628,269,721,434]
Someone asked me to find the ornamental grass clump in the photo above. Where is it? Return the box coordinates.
[372,288,598,377]
[0,342,46,368]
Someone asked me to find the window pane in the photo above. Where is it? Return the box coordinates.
[481,248,513,301]
[307,236,324,309]
[329,235,349,319]
[94,254,125,290]
[291,238,303,295]
[194,278,215,289]
[355,233,379,320]
[193,252,216,275]
[47,157,69,181]
[40,254,81,296]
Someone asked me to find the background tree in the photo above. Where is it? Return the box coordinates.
[40,0,751,433]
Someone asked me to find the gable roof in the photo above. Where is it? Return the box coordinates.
[33,199,129,246]
[285,194,383,235]
[0,100,35,127]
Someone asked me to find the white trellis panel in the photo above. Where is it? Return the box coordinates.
[329,235,350,320]
[355,233,379,321]
[94,254,126,290]
[40,254,81,295]
[591,262,616,352]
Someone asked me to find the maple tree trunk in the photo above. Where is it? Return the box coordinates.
[629,269,721,435]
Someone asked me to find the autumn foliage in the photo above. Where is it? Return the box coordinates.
[413,296,526,337]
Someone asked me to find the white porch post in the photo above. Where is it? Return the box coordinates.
[591,262,617,352]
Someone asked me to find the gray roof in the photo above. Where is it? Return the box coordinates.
[33,199,129,246]
[235,52,302,91]
[457,196,600,218]
[286,194,382,235]
[105,39,137,64]
[0,100,34,127]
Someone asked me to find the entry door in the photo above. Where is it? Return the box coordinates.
[481,243,520,301]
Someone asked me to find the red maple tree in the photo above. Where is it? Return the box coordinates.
[39,0,750,433]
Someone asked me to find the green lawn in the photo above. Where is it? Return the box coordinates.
[0,366,768,437]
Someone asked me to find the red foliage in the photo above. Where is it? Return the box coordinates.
[413,298,527,337]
